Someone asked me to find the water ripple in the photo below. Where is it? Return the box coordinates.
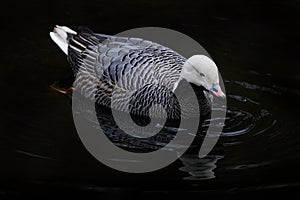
[222,93,277,140]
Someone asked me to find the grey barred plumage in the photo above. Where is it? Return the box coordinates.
[67,28,187,118]
[50,26,225,119]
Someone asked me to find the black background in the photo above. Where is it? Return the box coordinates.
[1,0,300,199]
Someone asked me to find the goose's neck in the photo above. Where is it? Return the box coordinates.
[172,80,180,92]
[172,74,185,92]
[172,67,190,92]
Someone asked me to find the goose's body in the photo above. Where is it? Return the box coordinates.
[50,26,225,119]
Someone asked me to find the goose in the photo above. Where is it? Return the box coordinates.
[50,25,225,119]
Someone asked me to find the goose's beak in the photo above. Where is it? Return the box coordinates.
[211,83,226,99]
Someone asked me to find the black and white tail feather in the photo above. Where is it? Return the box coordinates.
[49,25,77,54]
[50,25,109,75]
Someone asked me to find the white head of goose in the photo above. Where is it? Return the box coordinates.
[177,55,225,99]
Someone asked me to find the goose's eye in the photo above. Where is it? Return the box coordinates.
[200,73,205,77]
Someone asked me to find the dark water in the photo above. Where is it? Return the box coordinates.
[1,0,300,198]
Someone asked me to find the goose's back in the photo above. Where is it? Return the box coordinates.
[72,34,186,89]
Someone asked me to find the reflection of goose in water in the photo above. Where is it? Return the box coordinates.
[76,104,194,151]
[50,25,225,119]
[179,154,223,180]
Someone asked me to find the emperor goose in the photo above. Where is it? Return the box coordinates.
[50,25,225,119]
